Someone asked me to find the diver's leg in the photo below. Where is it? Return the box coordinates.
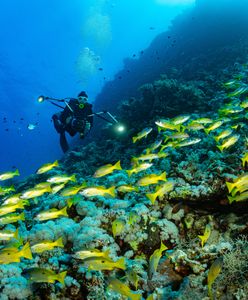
[60,132,69,153]
[52,113,64,134]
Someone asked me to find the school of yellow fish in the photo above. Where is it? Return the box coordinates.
[0,71,247,299]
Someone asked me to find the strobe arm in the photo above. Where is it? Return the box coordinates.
[37,95,74,111]
[87,111,119,125]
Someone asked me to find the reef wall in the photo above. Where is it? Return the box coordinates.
[93,0,248,117]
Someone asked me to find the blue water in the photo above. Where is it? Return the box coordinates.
[0,0,193,179]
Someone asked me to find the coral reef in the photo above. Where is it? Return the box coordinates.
[0,61,247,299]
[1,1,248,299]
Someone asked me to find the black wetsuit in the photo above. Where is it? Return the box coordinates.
[52,98,93,152]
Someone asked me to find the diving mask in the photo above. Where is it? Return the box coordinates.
[78,96,88,109]
[78,96,88,102]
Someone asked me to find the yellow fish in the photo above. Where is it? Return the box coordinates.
[165,132,189,141]
[146,181,174,204]
[0,212,25,225]
[35,182,51,189]
[93,161,122,178]
[132,127,153,143]
[0,185,15,196]
[80,186,116,198]
[35,207,68,221]
[198,224,211,248]
[171,115,190,125]
[218,116,232,123]
[0,200,27,217]
[126,163,153,177]
[0,228,19,241]
[2,231,23,250]
[21,185,52,199]
[213,129,233,142]
[112,218,126,237]
[193,117,213,124]
[228,191,248,204]
[0,242,32,264]
[36,160,59,174]
[47,174,76,184]
[155,120,181,132]
[176,138,201,148]
[231,122,245,130]
[31,237,64,253]
[137,172,167,186]
[227,86,248,98]
[73,248,111,261]
[217,134,240,152]
[0,169,20,181]
[2,194,22,205]
[60,182,87,196]
[107,278,142,300]
[148,242,168,279]
[160,141,179,151]
[145,140,163,153]
[136,152,168,161]
[207,257,223,300]
[84,256,126,271]
[51,183,66,194]
[24,268,67,285]
[241,152,248,167]
[117,185,139,193]
[240,98,248,108]
[226,174,248,193]
[204,120,224,134]
[186,122,205,131]
[230,179,248,196]
[223,80,237,88]
[219,105,243,115]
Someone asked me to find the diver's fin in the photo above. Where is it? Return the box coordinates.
[60,132,69,153]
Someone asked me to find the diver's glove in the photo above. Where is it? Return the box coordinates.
[52,114,65,134]
[79,121,91,139]
[85,121,91,132]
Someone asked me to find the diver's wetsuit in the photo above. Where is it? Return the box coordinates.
[52,98,93,153]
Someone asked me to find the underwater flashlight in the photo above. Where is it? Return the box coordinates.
[37,95,45,103]
[36,95,68,109]
[112,122,126,134]
[116,123,125,133]
[87,111,126,134]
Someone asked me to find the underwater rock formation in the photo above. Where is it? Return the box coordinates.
[94,0,248,115]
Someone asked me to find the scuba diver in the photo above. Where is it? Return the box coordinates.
[52,91,93,153]
[37,91,125,153]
